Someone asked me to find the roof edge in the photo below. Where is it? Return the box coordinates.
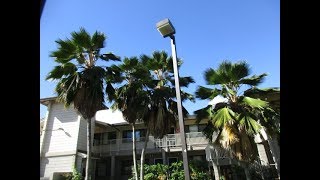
[40,96,57,106]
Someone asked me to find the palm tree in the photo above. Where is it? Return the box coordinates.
[110,57,151,180]
[139,51,195,179]
[46,28,120,180]
[194,60,279,179]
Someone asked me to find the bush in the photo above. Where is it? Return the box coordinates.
[130,160,210,180]
[62,168,83,180]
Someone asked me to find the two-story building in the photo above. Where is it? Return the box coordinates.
[40,97,279,180]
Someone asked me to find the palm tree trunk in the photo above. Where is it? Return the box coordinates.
[140,129,150,180]
[85,118,92,180]
[267,135,280,177]
[244,167,251,180]
[132,123,139,180]
[242,162,251,180]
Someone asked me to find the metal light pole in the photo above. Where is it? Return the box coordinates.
[156,18,191,180]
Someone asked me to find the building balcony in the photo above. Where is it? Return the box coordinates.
[92,132,209,156]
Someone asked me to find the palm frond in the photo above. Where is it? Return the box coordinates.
[231,61,250,80]
[240,96,268,109]
[46,63,77,80]
[91,30,106,49]
[54,38,77,55]
[194,105,212,123]
[212,107,235,128]
[204,68,218,85]
[71,27,92,50]
[239,73,268,86]
[175,76,195,87]
[100,53,121,61]
[237,113,262,136]
[195,86,221,100]
[105,64,123,83]
[180,90,195,102]
[55,72,81,108]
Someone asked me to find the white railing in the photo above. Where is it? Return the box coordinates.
[92,132,208,155]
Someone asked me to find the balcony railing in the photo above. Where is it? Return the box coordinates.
[92,132,208,155]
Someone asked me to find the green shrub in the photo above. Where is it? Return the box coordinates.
[130,160,210,180]
[62,168,83,180]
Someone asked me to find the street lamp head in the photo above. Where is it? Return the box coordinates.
[156,18,175,38]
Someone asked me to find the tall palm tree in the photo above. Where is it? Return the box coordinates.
[110,57,151,180]
[46,28,120,180]
[139,51,195,179]
[194,60,279,178]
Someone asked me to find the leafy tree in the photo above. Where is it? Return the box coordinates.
[194,60,279,178]
[46,28,120,180]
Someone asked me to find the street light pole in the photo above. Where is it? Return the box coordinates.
[170,35,191,180]
[156,18,190,180]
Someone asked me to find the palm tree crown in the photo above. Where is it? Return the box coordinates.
[140,51,195,138]
[195,60,279,162]
[46,27,120,119]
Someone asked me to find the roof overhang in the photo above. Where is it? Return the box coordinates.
[40,97,57,106]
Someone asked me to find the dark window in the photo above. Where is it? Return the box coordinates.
[94,133,102,146]
[121,160,133,175]
[198,124,206,131]
[169,127,175,134]
[96,161,107,176]
[108,131,117,144]
[184,125,189,133]
[122,129,146,143]
[168,157,178,165]
[154,158,163,164]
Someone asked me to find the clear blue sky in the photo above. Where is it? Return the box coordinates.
[40,0,280,118]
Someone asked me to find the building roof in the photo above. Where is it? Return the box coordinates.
[40,97,57,106]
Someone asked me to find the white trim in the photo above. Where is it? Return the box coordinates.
[44,150,77,157]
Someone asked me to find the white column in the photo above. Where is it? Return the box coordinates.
[162,149,167,165]
[111,156,115,180]
[92,159,96,180]
[40,103,52,157]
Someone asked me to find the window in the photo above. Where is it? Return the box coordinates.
[96,161,107,176]
[121,160,133,175]
[122,129,146,143]
[192,155,204,161]
[188,125,198,132]
[154,158,163,164]
[108,131,117,144]
[186,124,206,133]
[168,157,178,165]
[93,133,102,146]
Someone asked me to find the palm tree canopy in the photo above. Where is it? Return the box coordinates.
[46,27,120,119]
[194,60,279,162]
[113,51,195,139]
[140,51,195,138]
[111,57,152,124]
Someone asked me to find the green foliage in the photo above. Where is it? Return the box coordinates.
[62,168,83,180]
[129,163,168,180]
[169,161,184,180]
[131,161,210,180]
